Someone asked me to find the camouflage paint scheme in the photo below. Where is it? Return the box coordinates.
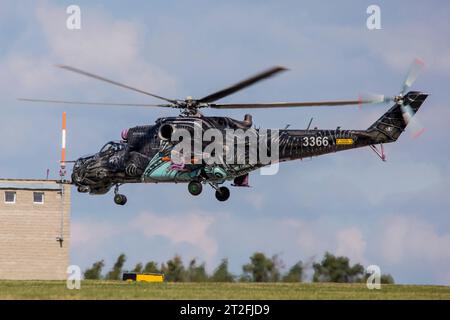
[71,92,427,195]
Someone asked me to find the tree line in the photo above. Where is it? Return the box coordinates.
[84,251,394,284]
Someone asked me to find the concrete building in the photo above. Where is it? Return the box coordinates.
[0,179,70,280]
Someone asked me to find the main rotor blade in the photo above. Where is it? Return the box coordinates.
[57,65,176,104]
[401,58,424,95]
[358,92,393,105]
[18,98,170,108]
[210,99,376,109]
[199,66,288,103]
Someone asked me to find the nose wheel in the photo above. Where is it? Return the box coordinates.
[113,185,127,205]
[114,194,127,205]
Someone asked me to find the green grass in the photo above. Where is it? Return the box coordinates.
[0,281,449,300]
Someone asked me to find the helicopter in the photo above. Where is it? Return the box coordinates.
[20,60,428,204]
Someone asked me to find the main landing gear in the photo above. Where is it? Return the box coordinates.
[113,185,127,205]
[187,181,230,201]
[215,186,230,202]
[188,181,203,196]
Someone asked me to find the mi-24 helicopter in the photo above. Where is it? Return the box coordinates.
[20,59,428,204]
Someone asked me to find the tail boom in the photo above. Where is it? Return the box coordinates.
[276,91,428,162]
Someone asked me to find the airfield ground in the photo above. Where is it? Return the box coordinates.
[0,281,449,299]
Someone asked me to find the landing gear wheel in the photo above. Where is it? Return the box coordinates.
[114,194,127,205]
[215,186,230,202]
[188,181,203,196]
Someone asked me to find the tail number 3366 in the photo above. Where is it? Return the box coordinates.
[302,136,329,147]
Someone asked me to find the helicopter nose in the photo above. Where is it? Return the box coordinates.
[72,158,87,184]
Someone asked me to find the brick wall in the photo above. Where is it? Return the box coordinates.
[0,179,71,280]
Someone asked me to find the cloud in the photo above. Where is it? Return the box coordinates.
[377,215,450,265]
[335,227,366,265]
[282,155,443,211]
[130,211,218,260]
[71,219,120,248]
[326,22,450,74]
[72,209,219,259]
[241,192,265,209]
[70,209,220,270]
[38,5,164,89]
[0,2,178,173]
[1,3,176,100]
[0,56,61,94]
[69,207,450,284]
[35,6,139,68]
[280,218,367,264]
[281,218,329,257]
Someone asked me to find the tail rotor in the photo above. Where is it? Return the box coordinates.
[360,58,426,138]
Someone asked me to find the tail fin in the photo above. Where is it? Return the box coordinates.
[367,91,428,143]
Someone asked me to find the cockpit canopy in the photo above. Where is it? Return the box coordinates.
[99,141,126,154]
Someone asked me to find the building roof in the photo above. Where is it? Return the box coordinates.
[0,179,68,191]
[0,178,59,182]
[0,183,61,191]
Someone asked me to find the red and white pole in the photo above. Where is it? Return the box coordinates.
[57,112,67,247]
[61,112,67,171]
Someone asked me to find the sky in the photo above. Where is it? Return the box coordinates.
[1,0,450,285]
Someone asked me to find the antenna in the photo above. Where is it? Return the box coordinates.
[306,117,314,131]
[56,112,67,247]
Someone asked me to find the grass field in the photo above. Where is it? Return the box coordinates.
[0,281,449,299]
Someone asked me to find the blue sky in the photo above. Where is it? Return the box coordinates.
[1,0,450,284]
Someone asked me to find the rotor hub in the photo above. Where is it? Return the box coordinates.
[394,95,404,104]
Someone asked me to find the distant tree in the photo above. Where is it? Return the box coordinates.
[106,253,127,280]
[238,274,252,282]
[84,260,105,280]
[186,259,209,282]
[270,255,284,282]
[381,274,395,284]
[132,262,143,273]
[143,261,160,274]
[161,255,186,282]
[211,259,234,282]
[363,273,395,284]
[282,261,304,282]
[242,252,282,282]
[313,252,364,283]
